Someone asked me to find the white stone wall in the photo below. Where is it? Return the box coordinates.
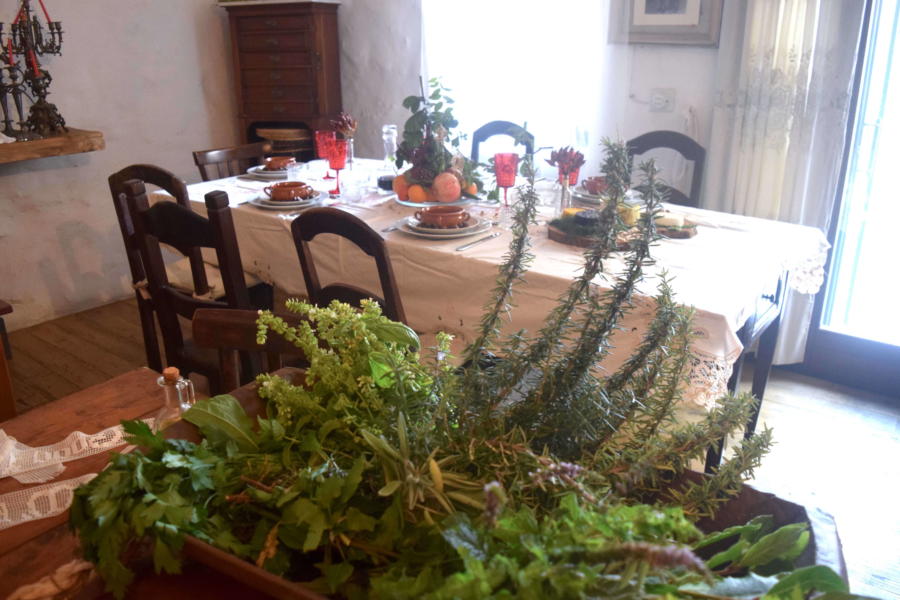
[0,0,240,330]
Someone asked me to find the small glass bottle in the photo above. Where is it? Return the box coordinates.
[154,367,196,432]
[382,124,398,172]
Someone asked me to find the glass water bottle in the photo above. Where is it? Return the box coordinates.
[154,367,196,432]
[382,124,398,172]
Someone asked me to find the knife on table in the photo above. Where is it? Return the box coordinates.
[456,232,501,251]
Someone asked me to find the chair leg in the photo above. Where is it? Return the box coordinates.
[0,317,11,360]
[0,347,15,421]
[136,294,163,373]
[746,315,781,439]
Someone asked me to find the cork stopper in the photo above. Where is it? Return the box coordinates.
[162,366,180,384]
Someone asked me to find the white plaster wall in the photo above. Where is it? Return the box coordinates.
[0,0,239,331]
[337,0,421,160]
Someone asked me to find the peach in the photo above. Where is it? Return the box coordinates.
[432,171,462,203]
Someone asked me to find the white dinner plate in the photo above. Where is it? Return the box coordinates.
[572,188,604,205]
[249,197,322,211]
[396,220,493,240]
[254,191,324,208]
[246,165,288,179]
[405,215,483,235]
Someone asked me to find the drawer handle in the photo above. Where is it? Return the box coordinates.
[269,71,282,81]
[264,19,278,28]
[273,105,286,114]
[271,89,285,99]
[265,37,280,47]
[269,55,281,64]
[762,293,776,303]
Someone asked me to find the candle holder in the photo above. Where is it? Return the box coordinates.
[0,0,65,139]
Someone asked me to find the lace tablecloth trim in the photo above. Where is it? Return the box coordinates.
[684,355,734,410]
[0,474,97,531]
[0,421,149,484]
[782,236,830,295]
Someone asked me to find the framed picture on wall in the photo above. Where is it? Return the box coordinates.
[609,0,723,46]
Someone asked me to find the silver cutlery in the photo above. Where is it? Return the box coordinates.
[381,225,399,233]
[456,232,500,251]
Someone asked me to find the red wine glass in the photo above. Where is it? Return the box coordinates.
[315,130,336,179]
[328,138,348,196]
[494,153,519,207]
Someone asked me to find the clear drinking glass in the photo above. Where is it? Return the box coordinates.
[382,124,398,172]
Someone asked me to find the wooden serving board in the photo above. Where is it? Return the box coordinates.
[547,221,698,251]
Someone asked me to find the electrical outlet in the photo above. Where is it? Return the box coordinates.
[649,88,676,112]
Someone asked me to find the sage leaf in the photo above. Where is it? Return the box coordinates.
[183,395,259,452]
[738,523,808,569]
[378,480,402,496]
[766,565,848,597]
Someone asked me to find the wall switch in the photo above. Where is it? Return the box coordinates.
[649,88,676,112]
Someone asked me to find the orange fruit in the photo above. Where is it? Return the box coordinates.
[392,173,410,201]
[465,182,478,196]
[408,184,428,203]
[433,172,462,202]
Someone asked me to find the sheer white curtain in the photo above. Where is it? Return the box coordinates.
[704,0,865,364]
[421,0,608,171]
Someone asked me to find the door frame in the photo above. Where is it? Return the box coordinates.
[799,0,900,399]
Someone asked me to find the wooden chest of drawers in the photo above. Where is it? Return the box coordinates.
[223,2,342,143]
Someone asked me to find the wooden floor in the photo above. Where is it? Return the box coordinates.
[4,298,900,598]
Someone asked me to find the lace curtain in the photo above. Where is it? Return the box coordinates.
[703,0,865,364]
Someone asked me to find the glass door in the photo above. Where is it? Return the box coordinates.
[804,0,900,399]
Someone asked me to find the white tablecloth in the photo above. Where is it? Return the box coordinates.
[151,160,829,408]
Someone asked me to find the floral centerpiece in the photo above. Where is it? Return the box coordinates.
[391,78,481,203]
[70,139,857,600]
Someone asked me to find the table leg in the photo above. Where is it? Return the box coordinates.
[746,314,781,439]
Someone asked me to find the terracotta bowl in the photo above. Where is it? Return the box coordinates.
[582,176,608,196]
[415,205,470,228]
[263,181,315,202]
[263,156,296,171]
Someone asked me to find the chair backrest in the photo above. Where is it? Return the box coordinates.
[192,141,272,181]
[291,207,407,324]
[471,121,535,164]
[124,181,252,373]
[109,164,211,295]
[192,308,309,392]
[627,130,706,207]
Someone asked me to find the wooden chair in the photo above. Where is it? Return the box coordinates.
[0,299,11,361]
[627,130,706,208]
[192,141,272,181]
[109,165,209,372]
[124,181,255,393]
[291,207,407,324]
[470,121,534,164]
[0,300,13,421]
[110,164,274,372]
[192,308,309,393]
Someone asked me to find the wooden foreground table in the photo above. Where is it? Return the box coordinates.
[0,367,305,599]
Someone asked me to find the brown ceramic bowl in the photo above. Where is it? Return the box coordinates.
[263,156,296,171]
[582,176,608,196]
[263,181,315,202]
[415,205,470,228]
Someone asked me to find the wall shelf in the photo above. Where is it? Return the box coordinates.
[0,128,105,165]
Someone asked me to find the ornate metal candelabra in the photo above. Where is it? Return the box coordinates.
[0,0,64,140]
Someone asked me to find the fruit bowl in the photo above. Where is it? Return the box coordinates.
[394,196,475,208]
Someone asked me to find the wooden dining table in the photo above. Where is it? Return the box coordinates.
[0,367,307,599]
[149,159,830,412]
